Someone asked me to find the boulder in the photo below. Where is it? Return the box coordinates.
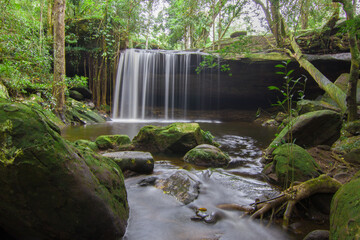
[183,144,230,168]
[0,82,9,99]
[266,110,342,155]
[297,99,339,114]
[103,151,154,174]
[65,98,106,125]
[303,230,329,240]
[155,170,200,205]
[73,139,99,151]
[132,122,218,154]
[332,135,360,164]
[71,87,92,99]
[344,120,360,136]
[69,90,84,101]
[95,135,131,150]
[267,144,321,186]
[0,100,129,239]
[330,173,360,240]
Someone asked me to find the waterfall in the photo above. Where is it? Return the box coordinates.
[112,49,220,120]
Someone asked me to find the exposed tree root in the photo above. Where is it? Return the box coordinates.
[217,175,342,229]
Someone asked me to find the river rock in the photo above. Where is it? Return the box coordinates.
[330,172,360,240]
[102,151,154,174]
[155,170,200,205]
[95,134,131,150]
[303,230,329,240]
[183,144,230,168]
[0,100,129,239]
[266,144,321,186]
[65,98,106,125]
[0,82,9,99]
[132,122,218,154]
[266,110,342,155]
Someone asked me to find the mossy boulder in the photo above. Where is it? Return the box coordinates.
[183,144,230,168]
[266,110,342,155]
[0,100,129,239]
[344,120,360,136]
[69,90,84,101]
[297,100,340,114]
[132,122,218,154]
[330,173,360,240]
[0,82,9,99]
[65,98,106,125]
[103,151,154,174]
[268,144,321,186]
[73,139,99,151]
[95,135,131,150]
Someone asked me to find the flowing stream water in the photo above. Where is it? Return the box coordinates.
[62,120,300,240]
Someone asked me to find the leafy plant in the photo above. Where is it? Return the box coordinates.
[65,75,88,89]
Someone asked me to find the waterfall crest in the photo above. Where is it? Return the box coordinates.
[113,49,220,120]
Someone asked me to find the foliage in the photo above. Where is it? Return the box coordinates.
[65,75,88,89]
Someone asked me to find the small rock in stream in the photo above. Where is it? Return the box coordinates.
[138,176,158,187]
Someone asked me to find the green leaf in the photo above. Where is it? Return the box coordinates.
[276,71,285,75]
[268,86,280,91]
[275,64,285,68]
[286,69,294,76]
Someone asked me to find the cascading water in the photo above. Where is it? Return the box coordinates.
[112,49,220,120]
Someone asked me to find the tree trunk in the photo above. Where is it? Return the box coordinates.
[300,0,310,29]
[47,0,53,38]
[52,0,66,121]
[333,0,360,121]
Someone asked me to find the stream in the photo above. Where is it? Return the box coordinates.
[62,120,297,240]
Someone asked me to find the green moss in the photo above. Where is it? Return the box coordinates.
[73,139,98,151]
[272,143,320,186]
[95,135,131,150]
[330,176,360,240]
[65,98,105,125]
[0,82,9,99]
[183,145,230,167]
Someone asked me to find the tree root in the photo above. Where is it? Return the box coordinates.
[218,175,342,229]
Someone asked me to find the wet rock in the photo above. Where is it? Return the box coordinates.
[137,176,158,186]
[95,135,131,150]
[71,86,92,99]
[132,122,218,154]
[267,144,321,186]
[103,151,154,174]
[266,110,342,155]
[183,144,230,168]
[155,170,200,205]
[330,172,360,240]
[0,100,129,239]
[303,230,329,240]
[297,100,339,114]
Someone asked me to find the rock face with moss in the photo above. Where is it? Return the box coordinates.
[0,82,9,99]
[95,134,131,150]
[330,173,360,240]
[0,100,129,239]
[103,151,154,174]
[264,144,321,186]
[266,110,342,155]
[132,122,217,154]
[65,98,106,125]
[184,144,230,168]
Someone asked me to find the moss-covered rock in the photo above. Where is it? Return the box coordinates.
[132,122,218,154]
[297,99,340,114]
[330,173,360,240]
[0,100,129,239]
[0,82,9,99]
[103,151,154,174]
[270,144,321,186]
[266,110,342,155]
[344,120,360,136]
[183,144,230,168]
[65,98,106,125]
[95,135,131,150]
[73,139,99,151]
[69,90,84,101]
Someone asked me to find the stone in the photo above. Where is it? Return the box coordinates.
[73,139,98,151]
[103,151,154,174]
[303,230,329,240]
[343,148,360,164]
[269,144,321,186]
[297,100,339,114]
[344,120,360,136]
[266,110,342,155]
[183,144,230,168]
[132,122,218,154]
[69,90,84,101]
[65,98,106,125]
[71,87,92,99]
[330,173,360,240]
[332,135,360,154]
[95,135,131,150]
[0,82,9,99]
[0,100,129,239]
[275,112,287,123]
[155,171,200,205]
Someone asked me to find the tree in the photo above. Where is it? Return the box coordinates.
[52,0,66,120]
[333,0,359,121]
